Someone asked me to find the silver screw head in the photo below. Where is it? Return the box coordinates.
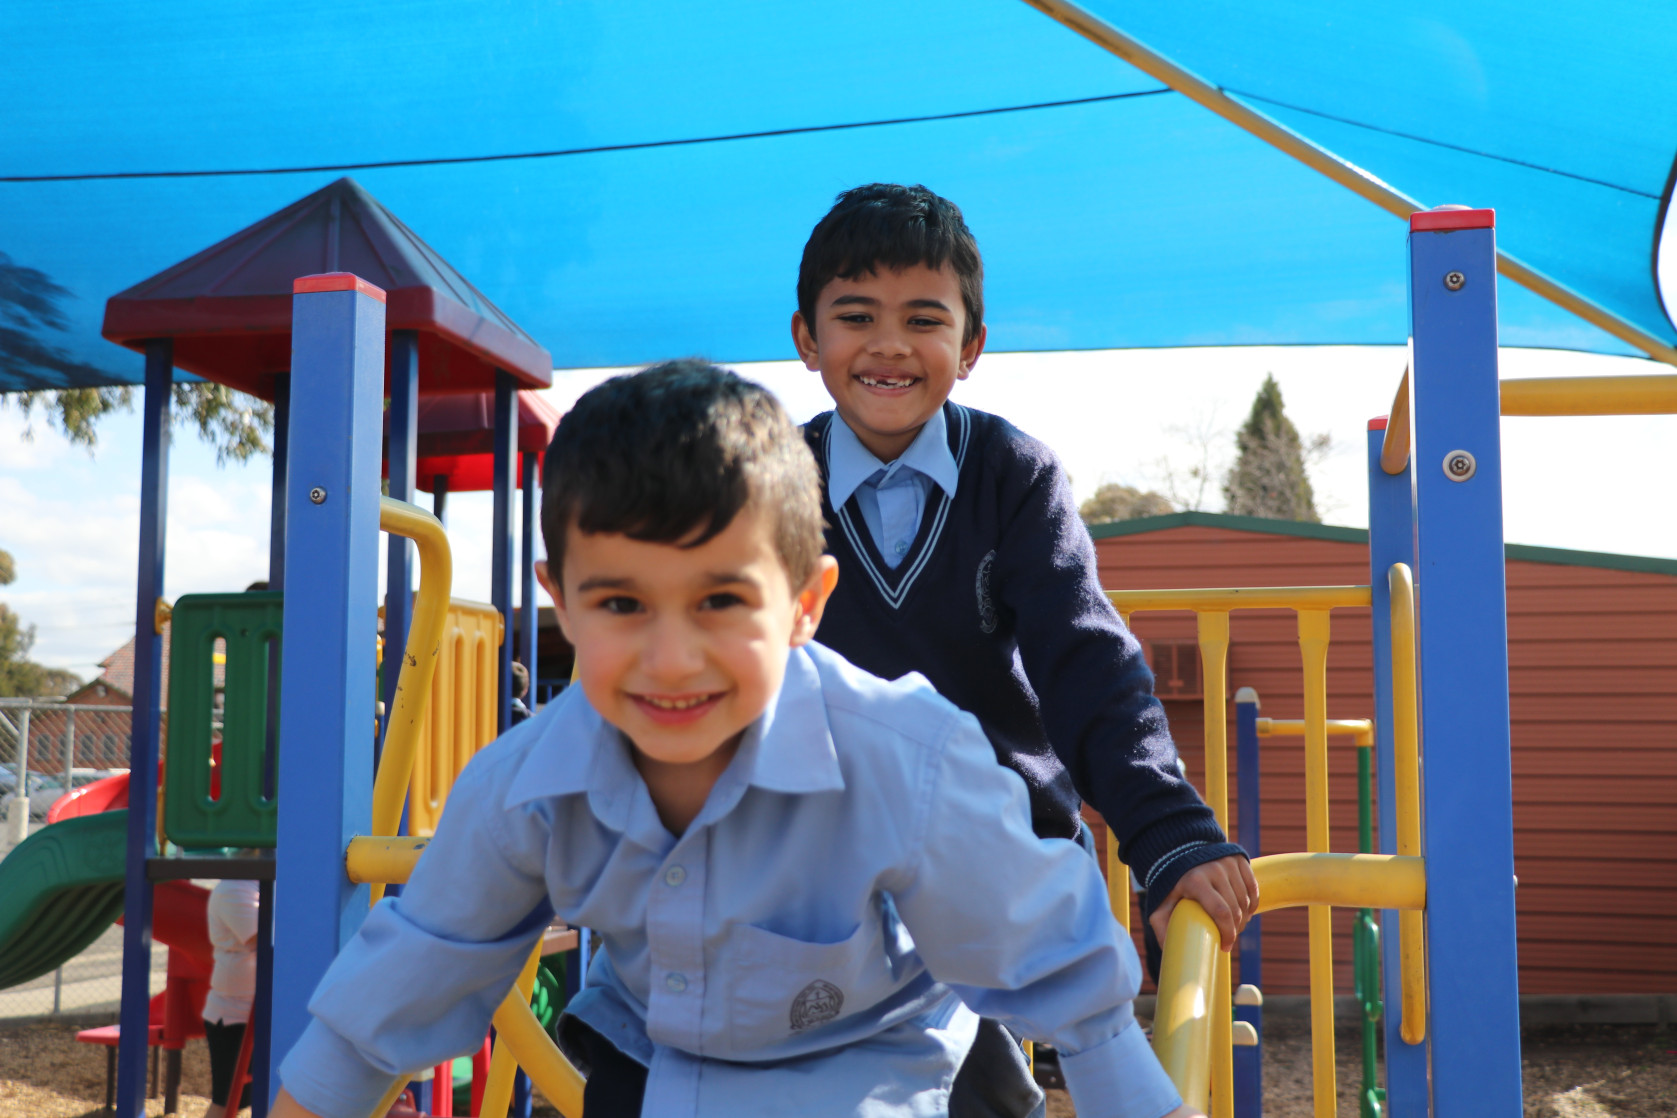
[1444,271,1466,291]
[309,486,327,504]
[1442,449,1477,482]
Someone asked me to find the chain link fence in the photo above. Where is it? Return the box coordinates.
[0,698,167,1021]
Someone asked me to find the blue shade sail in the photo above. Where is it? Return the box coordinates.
[1,0,1670,391]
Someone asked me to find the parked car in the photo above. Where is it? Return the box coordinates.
[0,768,124,824]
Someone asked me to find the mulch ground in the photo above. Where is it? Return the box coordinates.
[3,1019,1672,1116]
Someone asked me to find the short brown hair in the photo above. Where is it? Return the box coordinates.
[797,183,984,344]
[541,360,824,587]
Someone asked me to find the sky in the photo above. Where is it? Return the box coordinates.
[3,343,1672,684]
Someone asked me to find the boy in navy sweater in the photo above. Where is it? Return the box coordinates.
[791,185,1257,1116]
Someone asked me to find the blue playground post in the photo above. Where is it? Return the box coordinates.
[382,330,420,756]
[1407,209,1523,1114]
[492,370,517,734]
[115,339,172,1118]
[271,274,387,1087]
[1367,419,1428,1116]
[1232,688,1262,1118]
[251,375,292,1118]
[521,450,539,695]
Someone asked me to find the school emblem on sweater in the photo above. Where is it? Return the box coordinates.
[975,550,998,634]
[789,980,843,1030]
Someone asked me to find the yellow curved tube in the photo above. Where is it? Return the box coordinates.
[1194,611,1233,1118]
[1499,373,1677,416]
[1255,717,1374,748]
[1152,900,1218,1114]
[1152,854,1425,1106]
[497,997,588,1118]
[480,948,542,1118]
[1388,563,1427,1044]
[370,498,453,902]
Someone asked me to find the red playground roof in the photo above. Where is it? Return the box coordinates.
[385,389,562,493]
[102,178,551,400]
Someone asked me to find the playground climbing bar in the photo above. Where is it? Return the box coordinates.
[1104,583,1371,1118]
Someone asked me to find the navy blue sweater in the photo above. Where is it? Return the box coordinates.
[806,404,1241,921]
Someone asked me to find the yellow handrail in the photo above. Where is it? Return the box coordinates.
[1381,371,1677,474]
[1256,717,1374,748]
[369,498,453,902]
[1153,853,1426,1109]
[1388,564,1426,1044]
[496,993,588,1118]
[344,835,429,884]
[1107,585,1371,614]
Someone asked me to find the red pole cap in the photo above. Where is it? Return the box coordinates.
[293,272,388,302]
[1409,208,1495,232]
[1368,416,1390,431]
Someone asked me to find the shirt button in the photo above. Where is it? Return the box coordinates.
[894,540,909,555]
[665,972,688,993]
[663,865,687,887]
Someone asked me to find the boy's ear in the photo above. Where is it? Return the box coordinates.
[536,560,576,644]
[957,322,987,380]
[791,310,821,371]
[789,555,840,647]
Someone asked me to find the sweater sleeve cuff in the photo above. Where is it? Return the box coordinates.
[1141,841,1247,919]
[279,1018,403,1118]
[1061,1019,1184,1118]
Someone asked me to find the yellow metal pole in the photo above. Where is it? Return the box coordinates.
[1256,718,1374,741]
[496,999,587,1118]
[1499,374,1677,415]
[1015,0,1677,368]
[1297,610,1337,1118]
[1380,368,1412,476]
[1252,853,1425,915]
[1195,611,1234,1118]
[1387,564,1428,1045]
[370,498,454,903]
[480,947,543,1118]
[1106,836,1132,934]
[1109,585,1371,613]
[344,835,428,884]
[1152,900,1219,1114]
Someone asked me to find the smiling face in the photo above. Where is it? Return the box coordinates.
[551,503,839,777]
[793,264,987,462]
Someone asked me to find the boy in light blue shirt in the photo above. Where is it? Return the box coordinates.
[272,361,1193,1118]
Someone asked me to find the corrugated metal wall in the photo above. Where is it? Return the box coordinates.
[1084,516,1677,998]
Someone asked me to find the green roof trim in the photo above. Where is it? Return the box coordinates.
[1086,510,1677,577]
[1086,510,1367,544]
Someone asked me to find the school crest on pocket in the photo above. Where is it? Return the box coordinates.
[789,979,844,1031]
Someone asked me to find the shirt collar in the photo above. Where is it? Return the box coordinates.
[825,407,958,509]
[505,646,844,834]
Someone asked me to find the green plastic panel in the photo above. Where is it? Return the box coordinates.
[0,809,128,989]
[164,592,284,848]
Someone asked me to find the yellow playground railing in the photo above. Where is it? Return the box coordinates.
[407,598,503,837]
[1106,568,1423,1118]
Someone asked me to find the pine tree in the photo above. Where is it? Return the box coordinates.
[1222,375,1319,522]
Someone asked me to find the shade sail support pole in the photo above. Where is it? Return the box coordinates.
[1017,0,1677,367]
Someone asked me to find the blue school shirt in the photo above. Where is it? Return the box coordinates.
[279,643,1181,1118]
[826,410,958,568]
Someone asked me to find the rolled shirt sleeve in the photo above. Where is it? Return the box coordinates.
[278,742,554,1118]
[889,707,1183,1118]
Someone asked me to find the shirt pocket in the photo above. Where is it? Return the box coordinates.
[723,916,900,1055]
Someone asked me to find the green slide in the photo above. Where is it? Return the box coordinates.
[0,809,129,989]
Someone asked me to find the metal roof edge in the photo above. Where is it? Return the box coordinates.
[1087,510,1677,577]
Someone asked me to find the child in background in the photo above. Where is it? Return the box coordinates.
[270,361,1194,1118]
[204,875,260,1118]
[791,185,1257,1115]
